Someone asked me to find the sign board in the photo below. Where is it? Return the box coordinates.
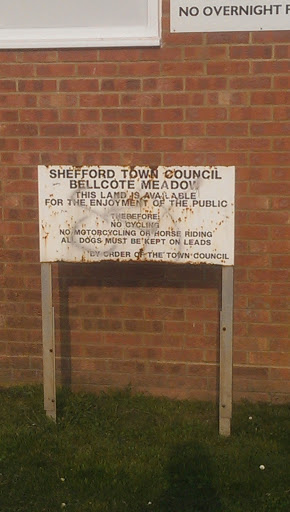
[0,0,160,48]
[171,0,290,32]
[39,165,235,434]
[38,166,235,265]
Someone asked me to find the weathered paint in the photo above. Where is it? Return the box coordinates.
[38,165,235,265]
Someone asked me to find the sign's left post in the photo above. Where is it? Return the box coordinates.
[41,262,56,421]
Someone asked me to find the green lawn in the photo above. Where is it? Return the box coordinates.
[0,386,289,512]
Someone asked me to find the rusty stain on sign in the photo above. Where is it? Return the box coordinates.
[38,166,235,265]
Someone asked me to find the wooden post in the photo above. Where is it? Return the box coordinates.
[219,266,234,436]
[41,262,56,421]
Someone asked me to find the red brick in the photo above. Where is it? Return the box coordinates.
[208,91,247,106]
[274,45,290,58]
[124,320,163,334]
[272,197,290,210]
[164,153,205,166]
[99,49,142,62]
[236,282,271,296]
[18,80,57,92]
[78,63,118,76]
[186,107,226,121]
[60,110,100,122]
[119,62,160,76]
[250,182,289,195]
[1,153,39,165]
[248,211,289,225]
[230,76,272,89]
[249,351,290,367]
[270,368,290,381]
[81,153,120,165]
[273,107,289,120]
[81,124,119,137]
[123,292,161,307]
[4,180,36,194]
[123,347,163,360]
[144,307,184,321]
[207,61,249,75]
[58,49,98,62]
[39,124,78,137]
[251,91,289,105]
[163,348,203,363]
[163,92,204,106]
[253,61,289,74]
[0,52,17,63]
[121,123,161,137]
[186,77,227,90]
[59,79,99,92]
[206,32,249,44]
[235,254,270,268]
[271,309,290,323]
[207,123,248,136]
[230,107,272,121]
[248,269,288,283]
[271,283,290,296]
[208,151,248,166]
[121,93,161,107]
[250,240,290,255]
[162,62,204,76]
[274,138,290,151]
[272,226,290,240]
[17,51,58,63]
[164,123,205,137]
[38,94,77,108]
[102,109,141,122]
[61,138,100,151]
[251,123,289,136]
[252,32,289,43]
[21,138,59,151]
[273,76,289,89]
[36,63,76,77]
[185,138,226,151]
[235,336,269,351]
[185,46,227,60]
[0,139,19,151]
[143,77,183,91]
[102,138,141,151]
[80,94,119,108]
[0,110,19,122]
[230,138,271,151]
[0,64,34,77]
[101,79,141,91]
[230,45,272,59]
[144,108,183,123]
[0,80,17,92]
[0,94,36,107]
[20,109,58,122]
[144,138,183,152]
[141,48,182,62]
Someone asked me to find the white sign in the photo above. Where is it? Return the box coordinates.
[0,0,160,48]
[38,166,235,266]
[171,0,290,32]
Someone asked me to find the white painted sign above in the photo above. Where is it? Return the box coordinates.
[171,0,290,32]
[38,166,235,266]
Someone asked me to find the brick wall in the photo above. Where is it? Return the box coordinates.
[0,0,289,401]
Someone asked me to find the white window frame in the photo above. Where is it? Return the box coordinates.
[0,0,161,49]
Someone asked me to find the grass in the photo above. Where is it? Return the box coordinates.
[0,386,289,512]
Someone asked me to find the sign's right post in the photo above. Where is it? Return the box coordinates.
[219,266,234,436]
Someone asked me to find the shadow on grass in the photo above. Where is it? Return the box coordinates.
[157,441,222,512]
